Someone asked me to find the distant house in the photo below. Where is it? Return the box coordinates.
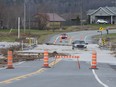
[32,13,65,29]
[46,13,65,29]
[61,13,80,26]
[87,7,116,24]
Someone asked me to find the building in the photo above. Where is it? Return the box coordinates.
[46,13,65,29]
[32,13,65,29]
[87,7,116,24]
[61,13,80,26]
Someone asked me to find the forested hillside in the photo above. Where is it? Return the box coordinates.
[1,0,114,13]
[0,0,115,29]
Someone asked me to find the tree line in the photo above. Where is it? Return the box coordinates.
[0,0,114,29]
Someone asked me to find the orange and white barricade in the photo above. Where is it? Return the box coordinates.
[6,51,14,69]
[91,50,97,69]
[43,50,50,68]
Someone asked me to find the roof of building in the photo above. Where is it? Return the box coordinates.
[35,13,65,22]
[87,7,116,16]
[61,13,80,20]
[46,13,65,22]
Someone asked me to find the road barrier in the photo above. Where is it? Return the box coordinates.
[53,34,73,45]
[42,50,80,69]
[6,51,14,69]
[55,55,80,69]
[42,49,50,68]
[91,50,97,69]
[55,55,80,59]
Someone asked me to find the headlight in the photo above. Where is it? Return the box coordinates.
[74,44,77,46]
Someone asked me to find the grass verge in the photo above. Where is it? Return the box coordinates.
[0,29,69,43]
[93,33,116,43]
[0,24,116,43]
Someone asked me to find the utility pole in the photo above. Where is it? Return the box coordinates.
[53,12,55,32]
[24,0,26,33]
[18,17,20,39]
[28,0,31,34]
[80,0,83,29]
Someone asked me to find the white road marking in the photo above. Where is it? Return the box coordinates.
[15,61,25,65]
[92,69,109,87]
[0,61,25,71]
[84,35,88,42]
[84,34,93,43]
[0,68,5,70]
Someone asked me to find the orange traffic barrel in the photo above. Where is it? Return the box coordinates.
[91,50,97,69]
[43,50,50,68]
[6,51,14,69]
[60,36,62,43]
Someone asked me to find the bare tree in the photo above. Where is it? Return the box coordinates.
[0,2,6,29]
[35,13,49,30]
[4,3,23,29]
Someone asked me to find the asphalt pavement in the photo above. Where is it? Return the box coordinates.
[0,30,116,87]
[0,60,116,87]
